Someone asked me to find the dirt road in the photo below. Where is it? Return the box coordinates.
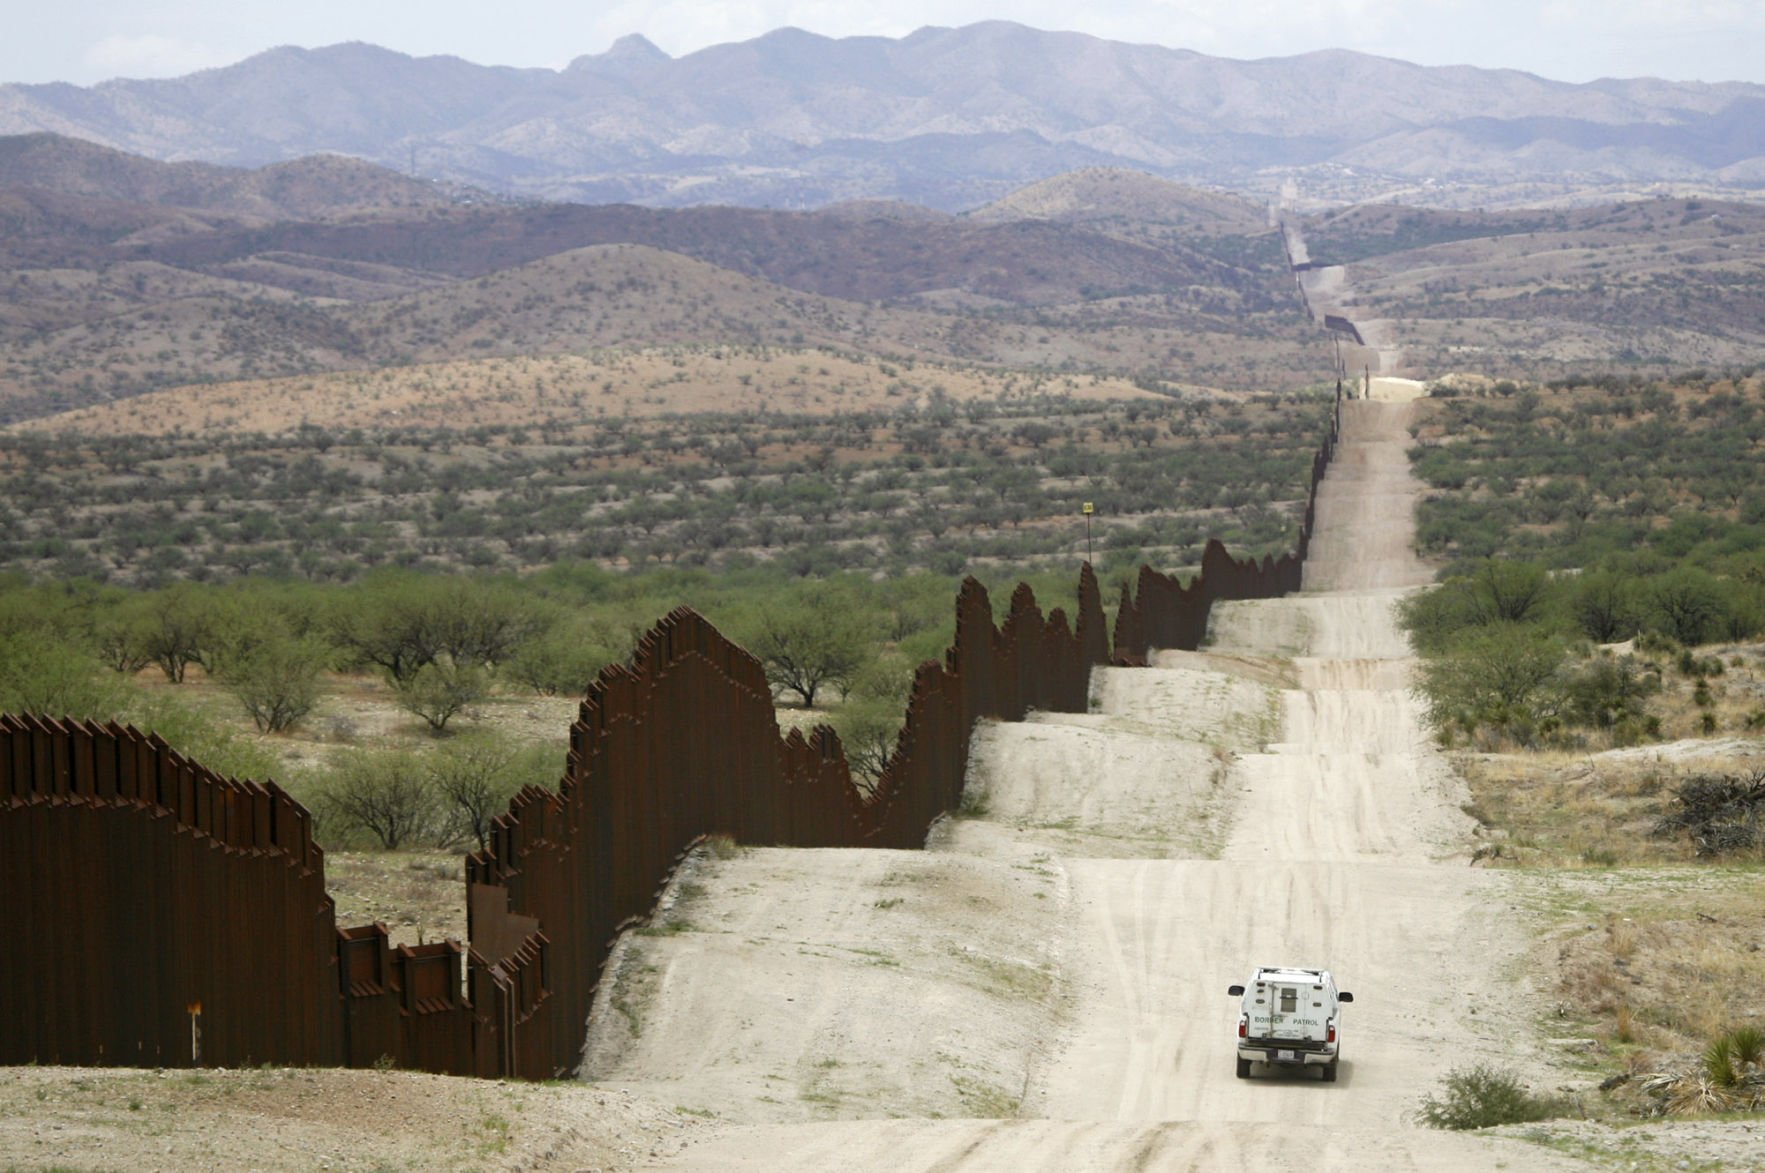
[585,401,1581,1170]
[1282,219,1402,381]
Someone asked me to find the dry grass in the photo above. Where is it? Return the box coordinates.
[1464,751,1687,869]
[1484,742,1765,1120]
[1468,703,1765,1114]
[1658,645,1765,743]
[1542,873,1765,1066]
[1465,744,1765,868]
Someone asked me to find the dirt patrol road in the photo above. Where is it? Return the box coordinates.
[586,398,1583,1171]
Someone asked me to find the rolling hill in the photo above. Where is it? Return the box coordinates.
[0,132,469,219]
[0,138,1316,420]
[1301,197,1765,376]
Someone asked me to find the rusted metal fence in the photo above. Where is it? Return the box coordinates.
[0,716,345,1069]
[1,390,1340,1078]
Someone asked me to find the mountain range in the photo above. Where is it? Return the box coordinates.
[3,22,1763,210]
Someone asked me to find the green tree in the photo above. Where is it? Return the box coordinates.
[1716,579,1765,642]
[1414,624,1565,740]
[329,575,448,683]
[749,584,876,707]
[1570,570,1638,643]
[1648,567,1726,645]
[830,654,915,782]
[430,580,546,668]
[91,602,155,675]
[504,612,624,697]
[140,584,214,683]
[330,574,543,682]
[1398,578,1487,653]
[1468,559,1553,624]
[0,629,126,719]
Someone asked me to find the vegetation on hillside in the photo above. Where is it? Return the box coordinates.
[1402,373,1765,749]
[1401,372,1765,1125]
[1302,199,1765,380]
[0,387,1332,586]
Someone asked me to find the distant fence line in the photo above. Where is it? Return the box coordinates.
[1,389,1340,1078]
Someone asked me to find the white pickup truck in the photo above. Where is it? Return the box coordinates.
[1227,966,1354,1082]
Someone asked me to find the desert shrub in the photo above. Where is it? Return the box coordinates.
[126,694,281,784]
[218,634,330,733]
[0,628,127,720]
[1635,629,1680,656]
[312,750,442,849]
[1415,1064,1567,1130]
[1651,769,1765,857]
[1677,650,1724,678]
[394,660,488,734]
[1558,654,1658,730]
[427,732,560,850]
[1611,713,1663,747]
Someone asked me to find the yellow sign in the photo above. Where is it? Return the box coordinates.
[1082,502,1094,515]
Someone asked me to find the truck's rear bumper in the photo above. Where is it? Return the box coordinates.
[1238,1044,1335,1067]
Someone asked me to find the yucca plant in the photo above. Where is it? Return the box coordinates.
[1700,1026,1764,1091]
[1728,1025,1764,1069]
[1667,1074,1738,1117]
[1703,1035,1740,1088]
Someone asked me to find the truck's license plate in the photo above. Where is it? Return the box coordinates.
[1277,1050,1296,1061]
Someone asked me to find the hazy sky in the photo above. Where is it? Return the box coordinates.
[11,0,1765,88]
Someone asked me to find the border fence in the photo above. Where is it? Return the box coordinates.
[2,390,1339,1078]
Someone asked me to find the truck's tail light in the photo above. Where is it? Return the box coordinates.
[1238,1016,1248,1039]
[1326,1019,1336,1043]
